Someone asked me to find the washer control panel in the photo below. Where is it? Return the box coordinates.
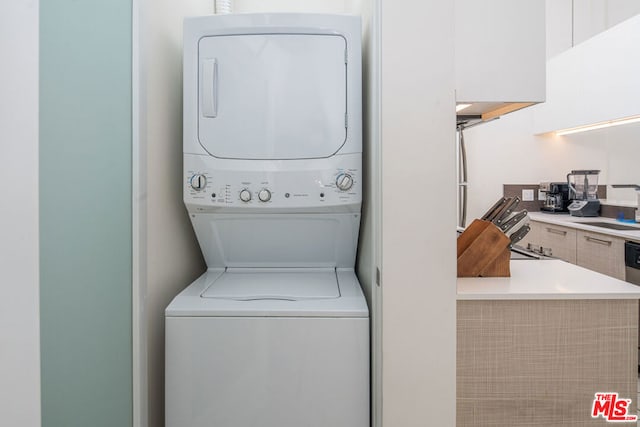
[184,154,361,210]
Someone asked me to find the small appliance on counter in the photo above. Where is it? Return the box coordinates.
[567,169,601,217]
[539,182,570,213]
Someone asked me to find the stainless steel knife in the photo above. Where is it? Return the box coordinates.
[505,216,529,238]
[492,196,521,225]
[509,224,531,245]
[488,197,513,223]
[500,210,528,233]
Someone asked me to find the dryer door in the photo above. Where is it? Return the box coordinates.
[198,33,347,160]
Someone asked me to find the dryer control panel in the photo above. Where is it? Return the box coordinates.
[184,153,361,212]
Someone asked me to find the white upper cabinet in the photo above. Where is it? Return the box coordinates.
[455,0,546,120]
[533,14,640,135]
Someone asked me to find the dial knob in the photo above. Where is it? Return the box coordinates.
[239,189,252,202]
[258,189,271,202]
[190,174,207,191]
[336,173,354,191]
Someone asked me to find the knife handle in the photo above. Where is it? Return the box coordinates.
[482,197,507,220]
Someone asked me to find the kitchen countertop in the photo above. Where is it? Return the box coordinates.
[457,259,640,300]
[528,211,640,241]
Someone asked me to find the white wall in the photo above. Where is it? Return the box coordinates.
[464,110,640,220]
[464,3,640,220]
[0,1,41,426]
[380,0,457,425]
[138,2,212,427]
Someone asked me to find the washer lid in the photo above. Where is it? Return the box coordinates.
[201,268,340,301]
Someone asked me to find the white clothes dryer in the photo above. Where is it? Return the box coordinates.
[166,13,368,427]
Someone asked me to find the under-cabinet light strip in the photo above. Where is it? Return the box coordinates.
[555,115,640,136]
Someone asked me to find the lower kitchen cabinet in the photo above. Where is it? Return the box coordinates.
[526,220,629,282]
[576,230,626,280]
[528,222,577,264]
[541,224,577,264]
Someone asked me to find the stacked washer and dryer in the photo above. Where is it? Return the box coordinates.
[165,14,369,427]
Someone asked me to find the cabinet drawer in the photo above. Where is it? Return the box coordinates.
[539,224,577,263]
[576,231,626,280]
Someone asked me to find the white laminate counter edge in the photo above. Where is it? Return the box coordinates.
[528,212,640,241]
[457,260,640,300]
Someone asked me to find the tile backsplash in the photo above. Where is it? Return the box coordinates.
[600,204,637,220]
[502,184,544,212]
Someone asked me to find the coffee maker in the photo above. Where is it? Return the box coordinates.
[567,169,601,217]
[539,182,570,213]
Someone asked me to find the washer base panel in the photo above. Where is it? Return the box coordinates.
[165,316,369,427]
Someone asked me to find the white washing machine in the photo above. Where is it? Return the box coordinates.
[165,14,369,427]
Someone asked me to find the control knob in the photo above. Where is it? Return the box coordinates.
[258,189,271,202]
[239,189,252,202]
[190,174,207,191]
[336,173,354,191]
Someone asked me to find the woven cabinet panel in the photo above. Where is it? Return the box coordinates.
[576,231,626,280]
[457,299,638,426]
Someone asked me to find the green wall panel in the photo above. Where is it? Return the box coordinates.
[40,1,132,426]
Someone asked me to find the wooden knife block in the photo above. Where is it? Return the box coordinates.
[457,219,511,277]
